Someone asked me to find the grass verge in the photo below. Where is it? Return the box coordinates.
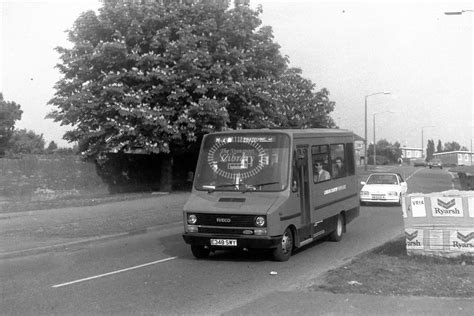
[0,191,172,213]
[311,236,474,298]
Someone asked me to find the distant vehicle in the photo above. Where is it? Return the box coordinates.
[360,173,408,206]
[428,159,443,169]
[412,158,426,167]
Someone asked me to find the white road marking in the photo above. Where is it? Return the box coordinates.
[405,167,424,181]
[52,256,177,288]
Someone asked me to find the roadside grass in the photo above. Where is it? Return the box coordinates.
[0,191,173,213]
[311,236,474,298]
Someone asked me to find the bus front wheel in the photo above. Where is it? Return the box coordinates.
[328,214,344,242]
[191,245,210,259]
[272,227,293,262]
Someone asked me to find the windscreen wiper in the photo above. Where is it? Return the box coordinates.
[202,183,238,193]
[241,182,279,193]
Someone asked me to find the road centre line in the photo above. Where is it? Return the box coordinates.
[52,256,177,288]
[405,167,424,181]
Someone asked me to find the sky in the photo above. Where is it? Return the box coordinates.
[1,0,473,150]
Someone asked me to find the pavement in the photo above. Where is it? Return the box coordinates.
[1,191,473,315]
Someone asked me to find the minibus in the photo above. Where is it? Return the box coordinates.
[182,128,360,261]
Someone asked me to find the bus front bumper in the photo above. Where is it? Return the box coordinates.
[182,233,281,249]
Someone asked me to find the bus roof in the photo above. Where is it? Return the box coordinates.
[209,128,355,138]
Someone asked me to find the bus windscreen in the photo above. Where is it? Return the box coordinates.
[194,133,290,192]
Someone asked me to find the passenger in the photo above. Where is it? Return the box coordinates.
[333,157,346,178]
[314,161,331,182]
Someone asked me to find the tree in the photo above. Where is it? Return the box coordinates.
[0,93,23,156]
[264,68,336,128]
[8,129,45,154]
[367,139,401,165]
[46,141,59,154]
[47,0,336,190]
[443,141,461,152]
[436,140,442,153]
[426,139,435,161]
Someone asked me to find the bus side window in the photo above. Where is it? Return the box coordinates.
[345,142,355,176]
[312,145,330,182]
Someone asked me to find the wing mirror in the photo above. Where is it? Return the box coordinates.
[360,181,366,185]
[291,180,298,192]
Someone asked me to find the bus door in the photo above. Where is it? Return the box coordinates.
[296,146,312,241]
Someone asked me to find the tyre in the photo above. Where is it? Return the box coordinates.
[328,214,344,242]
[191,245,210,259]
[272,227,293,262]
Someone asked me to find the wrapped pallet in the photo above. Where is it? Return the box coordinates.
[402,190,474,257]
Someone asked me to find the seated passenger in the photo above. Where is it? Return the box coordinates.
[313,161,331,182]
[333,157,346,178]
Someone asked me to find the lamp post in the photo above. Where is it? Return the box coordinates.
[364,92,391,170]
[444,9,474,15]
[421,125,435,159]
[373,111,394,166]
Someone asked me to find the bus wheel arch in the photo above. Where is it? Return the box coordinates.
[272,226,294,262]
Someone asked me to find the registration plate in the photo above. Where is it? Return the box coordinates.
[211,239,237,246]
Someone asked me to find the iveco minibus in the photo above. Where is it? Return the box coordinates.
[182,128,360,261]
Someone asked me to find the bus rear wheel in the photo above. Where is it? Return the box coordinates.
[329,214,344,242]
[191,245,210,259]
[272,227,293,262]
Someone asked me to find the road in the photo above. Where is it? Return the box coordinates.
[1,166,455,315]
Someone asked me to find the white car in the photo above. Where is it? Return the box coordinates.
[360,173,407,206]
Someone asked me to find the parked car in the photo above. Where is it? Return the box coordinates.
[360,173,408,206]
[428,158,443,169]
[412,158,426,167]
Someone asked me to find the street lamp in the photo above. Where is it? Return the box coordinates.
[373,111,394,167]
[444,10,474,15]
[421,125,435,159]
[470,125,474,166]
[364,92,391,170]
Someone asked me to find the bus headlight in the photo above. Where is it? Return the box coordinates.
[187,214,197,225]
[255,216,266,227]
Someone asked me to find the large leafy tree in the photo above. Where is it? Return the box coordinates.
[48,0,335,155]
[0,93,23,156]
[48,0,336,189]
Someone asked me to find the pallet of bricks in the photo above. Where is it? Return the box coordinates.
[402,190,474,257]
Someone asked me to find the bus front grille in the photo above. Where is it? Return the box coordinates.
[194,213,259,227]
[198,227,246,235]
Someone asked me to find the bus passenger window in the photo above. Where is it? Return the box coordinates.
[345,143,355,176]
[312,145,330,183]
